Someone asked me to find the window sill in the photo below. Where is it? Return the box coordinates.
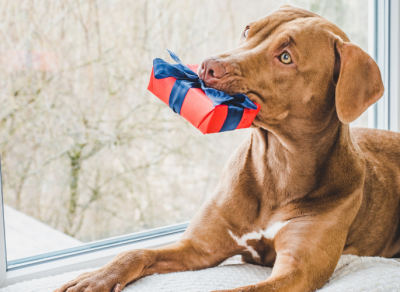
[2,228,185,287]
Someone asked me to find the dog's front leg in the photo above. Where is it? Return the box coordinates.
[55,238,232,292]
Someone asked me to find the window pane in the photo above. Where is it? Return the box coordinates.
[1,0,369,262]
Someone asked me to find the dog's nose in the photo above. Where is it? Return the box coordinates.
[198,57,226,85]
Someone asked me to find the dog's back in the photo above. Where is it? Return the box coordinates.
[348,127,400,258]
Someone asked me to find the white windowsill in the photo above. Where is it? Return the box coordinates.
[2,231,183,287]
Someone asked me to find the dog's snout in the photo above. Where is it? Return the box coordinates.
[198,57,226,86]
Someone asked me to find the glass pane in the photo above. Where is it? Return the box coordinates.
[1,0,369,263]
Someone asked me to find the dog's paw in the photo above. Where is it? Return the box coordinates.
[54,270,125,292]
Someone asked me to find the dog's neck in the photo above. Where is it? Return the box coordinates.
[253,114,353,202]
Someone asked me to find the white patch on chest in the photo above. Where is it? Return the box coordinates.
[228,221,290,259]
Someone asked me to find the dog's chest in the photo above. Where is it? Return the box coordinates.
[228,221,290,266]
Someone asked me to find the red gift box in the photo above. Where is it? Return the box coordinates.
[147,64,260,134]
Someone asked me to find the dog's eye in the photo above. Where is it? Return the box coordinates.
[244,28,249,38]
[280,52,292,64]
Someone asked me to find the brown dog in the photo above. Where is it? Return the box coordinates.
[56,6,400,292]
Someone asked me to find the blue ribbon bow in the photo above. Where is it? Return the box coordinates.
[153,50,258,132]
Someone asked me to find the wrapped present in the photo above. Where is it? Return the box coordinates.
[147,50,260,134]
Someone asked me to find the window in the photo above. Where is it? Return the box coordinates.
[0,0,398,286]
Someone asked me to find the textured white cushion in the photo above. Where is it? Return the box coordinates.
[2,255,400,292]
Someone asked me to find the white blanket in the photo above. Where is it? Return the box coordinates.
[2,255,400,292]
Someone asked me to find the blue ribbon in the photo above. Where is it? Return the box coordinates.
[153,50,257,132]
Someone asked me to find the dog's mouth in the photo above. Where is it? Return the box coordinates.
[203,81,261,107]
[202,82,234,96]
[201,77,249,96]
[197,58,261,105]
[198,56,250,95]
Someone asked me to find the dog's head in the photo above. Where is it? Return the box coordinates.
[198,6,384,134]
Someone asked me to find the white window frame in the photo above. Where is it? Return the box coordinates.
[0,166,187,286]
[0,0,399,287]
[369,0,400,131]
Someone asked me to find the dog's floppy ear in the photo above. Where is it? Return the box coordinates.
[334,39,384,123]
